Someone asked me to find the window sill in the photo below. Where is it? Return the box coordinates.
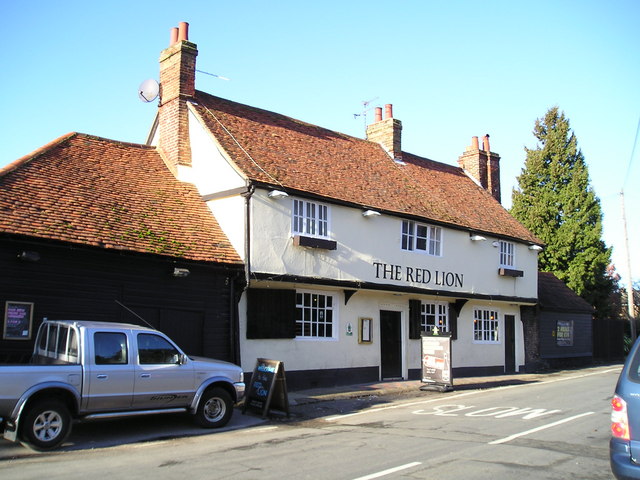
[293,235,337,250]
[498,268,524,277]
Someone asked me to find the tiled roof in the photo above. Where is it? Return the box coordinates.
[538,272,594,313]
[0,133,241,264]
[191,92,540,244]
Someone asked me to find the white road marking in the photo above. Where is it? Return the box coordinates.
[352,462,422,480]
[326,367,618,422]
[242,426,279,433]
[488,411,595,445]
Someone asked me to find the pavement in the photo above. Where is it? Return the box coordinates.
[287,370,556,406]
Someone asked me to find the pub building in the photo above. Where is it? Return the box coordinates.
[146,23,542,389]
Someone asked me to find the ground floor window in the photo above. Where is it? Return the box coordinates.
[473,308,500,343]
[296,291,336,339]
[421,302,448,333]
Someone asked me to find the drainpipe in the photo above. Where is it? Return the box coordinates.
[242,184,255,289]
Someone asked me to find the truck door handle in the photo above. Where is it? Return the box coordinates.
[97,374,108,379]
[140,373,151,378]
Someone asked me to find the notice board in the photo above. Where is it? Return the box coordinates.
[421,332,453,391]
[242,358,289,418]
[3,301,34,340]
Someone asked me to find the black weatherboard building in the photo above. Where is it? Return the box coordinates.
[536,272,594,367]
[0,133,244,363]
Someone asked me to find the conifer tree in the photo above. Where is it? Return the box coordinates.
[511,106,614,318]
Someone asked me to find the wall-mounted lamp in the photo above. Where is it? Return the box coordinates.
[469,235,486,241]
[172,267,190,278]
[492,241,500,248]
[362,209,381,217]
[528,245,543,251]
[268,190,289,199]
[18,251,40,262]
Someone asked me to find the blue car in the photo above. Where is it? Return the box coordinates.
[611,337,640,479]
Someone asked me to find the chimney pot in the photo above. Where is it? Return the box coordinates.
[178,22,189,42]
[170,27,179,46]
[385,104,393,119]
[471,136,479,150]
[374,107,383,122]
[483,134,491,152]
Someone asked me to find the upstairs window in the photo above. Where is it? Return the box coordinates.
[401,220,442,256]
[293,199,329,238]
[499,241,515,267]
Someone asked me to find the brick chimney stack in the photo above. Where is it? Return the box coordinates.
[457,134,501,203]
[366,104,402,161]
[158,22,197,173]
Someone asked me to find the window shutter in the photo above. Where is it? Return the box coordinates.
[246,289,296,339]
[409,299,422,339]
[448,302,458,340]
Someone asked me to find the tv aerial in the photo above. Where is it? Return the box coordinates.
[138,78,160,103]
[353,96,379,133]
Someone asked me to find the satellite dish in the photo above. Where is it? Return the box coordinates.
[138,79,159,102]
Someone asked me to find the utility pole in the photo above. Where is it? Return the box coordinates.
[621,190,637,341]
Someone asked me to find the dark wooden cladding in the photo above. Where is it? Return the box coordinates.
[0,238,244,364]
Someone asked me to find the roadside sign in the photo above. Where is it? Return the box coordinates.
[421,332,453,392]
[242,358,290,418]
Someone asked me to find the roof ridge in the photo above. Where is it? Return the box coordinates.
[194,90,366,143]
[0,132,77,176]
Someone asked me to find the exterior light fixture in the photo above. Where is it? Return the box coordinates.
[172,267,190,278]
[492,241,500,248]
[268,190,289,199]
[18,251,41,262]
[469,235,486,241]
[528,245,543,251]
[362,210,381,217]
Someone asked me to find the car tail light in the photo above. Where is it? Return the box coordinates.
[612,394,630,440]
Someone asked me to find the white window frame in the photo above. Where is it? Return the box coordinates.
[420,301,449,333]
[295,290,338,341]
[473,308,500,344]
[499,240,515,268]
[293,199,330,239]
[401,220,443,256]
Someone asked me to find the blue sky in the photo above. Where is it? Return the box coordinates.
[1,0,639,285]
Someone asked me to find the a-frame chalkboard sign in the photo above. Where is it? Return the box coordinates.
[242,358,290,418]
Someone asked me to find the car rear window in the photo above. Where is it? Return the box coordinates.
[628,346,640,382]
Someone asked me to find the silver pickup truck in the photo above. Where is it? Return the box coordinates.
[0,320,245,450]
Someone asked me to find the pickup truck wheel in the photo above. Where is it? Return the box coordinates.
[21,400,71,451]
[194,387,233,428]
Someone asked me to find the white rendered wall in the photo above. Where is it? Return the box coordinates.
[239,286,525,376]
[250,190,538,300]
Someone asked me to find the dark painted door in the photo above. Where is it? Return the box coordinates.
[380,310,402,379]
[505,314,516,373]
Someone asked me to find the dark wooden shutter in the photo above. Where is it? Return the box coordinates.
[246,289,296,339]
[448,300,466,340]
[409,299,422,339]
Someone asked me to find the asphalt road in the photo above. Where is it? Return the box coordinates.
[0,365,620,479]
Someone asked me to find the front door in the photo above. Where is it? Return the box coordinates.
[380,310,402,379]
[504,314,516,373]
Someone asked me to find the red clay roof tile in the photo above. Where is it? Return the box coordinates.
[191,92,540,244]
[0,133,241,264]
